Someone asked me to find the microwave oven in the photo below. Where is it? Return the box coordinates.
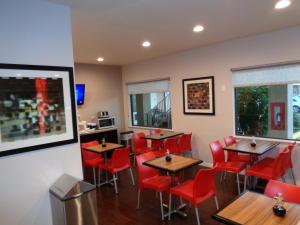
[98,117,116,129]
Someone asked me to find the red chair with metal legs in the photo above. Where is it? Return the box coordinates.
[136,152,171,220]
[264,180,300,204]
[209,140,247,194]
[150,129,163,150]
[168,168,219,225]
[81,141,104,185]
[244,148,289,191]
[98,146,135,194]
[224,136,256,164]
[259,142,296,184]
[177,133,192,156]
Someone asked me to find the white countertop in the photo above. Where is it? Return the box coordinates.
[79,127,117,136]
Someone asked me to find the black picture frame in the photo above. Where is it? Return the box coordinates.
[0,63,78,157]
[182,76,215,115]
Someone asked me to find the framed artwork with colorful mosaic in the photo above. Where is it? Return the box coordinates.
[0,63,78,157]
[182,76,215,115]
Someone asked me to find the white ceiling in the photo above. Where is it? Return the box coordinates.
[49,0,300,65]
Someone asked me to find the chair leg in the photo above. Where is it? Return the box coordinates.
[137,189,141,209]
[291,168,296,185]
[220,171,224,183]
[168,193,172,221]
[159,192,164,221]
[129,168,135,185]
[113,174,118,194]
[195,207,201,225]
[214,195,219,210]
[93,168,96,185]
[282,176,286,183]
[244,175,248,192]
[98,168,101,186]
[236,173,241,194]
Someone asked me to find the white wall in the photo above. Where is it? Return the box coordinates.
[75,63,124,131]
[122,26,300,174]
[0,1,82,225]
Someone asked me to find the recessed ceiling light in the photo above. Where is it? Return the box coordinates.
[97,57,104,62]
[193,25,204,33]
[16,73,21,76]
[275,0,291,9]
[142,41,151,48]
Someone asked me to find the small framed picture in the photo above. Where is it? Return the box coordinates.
[0,63,78,157]
[182,76,215,115]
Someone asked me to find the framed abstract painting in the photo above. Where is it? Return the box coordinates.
[182,76,215,115]
[0,63,78,157]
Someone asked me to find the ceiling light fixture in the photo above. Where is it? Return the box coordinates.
[275,0,291,9]
[142,41,151,48]
[193,25,204,33]
[97,57,104,62]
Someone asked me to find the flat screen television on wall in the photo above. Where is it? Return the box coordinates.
[76,84,85,105]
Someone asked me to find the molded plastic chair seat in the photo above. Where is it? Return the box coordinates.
[216,161,247,173]
[98,158,130,174]
[84,157,104,168]
[140,175,171,192]
[245,163,277,180]
[264,180,300,204]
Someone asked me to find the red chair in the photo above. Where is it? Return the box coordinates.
[177,133,192,156]
[209,140,247,194]
[244,148,289,192]
[259,143,296,184]
[264,180,300,204]
[150,129,163,150]
[132,132,150,155]
[81,141,104,185]
[168,168,219,225]
[98,146,135,194]
[136,152,171,220]
[163,137,180,155]
[224,136,255,164]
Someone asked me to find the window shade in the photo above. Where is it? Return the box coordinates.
[127,79,170,94]
[232,64,300,87]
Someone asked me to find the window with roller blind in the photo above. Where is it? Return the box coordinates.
[127,79,171,129]
[233,63,300,140]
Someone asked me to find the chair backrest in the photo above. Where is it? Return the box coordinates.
[111,146,131,169]
[209,140,225,166]
[163,137,179,154]
[136,152,159,183]
[132,132,148,151]
[272,147,289,179]
[178,133,192,153]
[149,129,163,149]
[193,168,216,200]
[150,129,161,135]
[224,136,237,161]
[81,140,101,161]
[264,180,300,204]
[286,143,296,168]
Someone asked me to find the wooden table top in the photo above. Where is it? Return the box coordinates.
[84,143,124,154]
[143,154,202,173]
[141,131,183,140]
[213,191,300,225]
[223,139,279,155]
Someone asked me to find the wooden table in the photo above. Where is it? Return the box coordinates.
[144,154,202,218]
[223,139,279,155]
[213,191,300,225]
[141,131,183,140]
[143,154,202,173]
[84,142,124,186]
[84,142,124,154]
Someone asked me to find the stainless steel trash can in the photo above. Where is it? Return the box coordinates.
[50,174,98,225]
[120,130,133,153]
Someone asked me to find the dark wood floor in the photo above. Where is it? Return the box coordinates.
[84,165,262,225]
